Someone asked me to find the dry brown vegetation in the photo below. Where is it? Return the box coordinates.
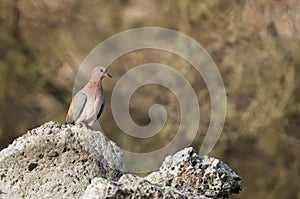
[0,0,299,198]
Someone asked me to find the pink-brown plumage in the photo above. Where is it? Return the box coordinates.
[65,66,112,128]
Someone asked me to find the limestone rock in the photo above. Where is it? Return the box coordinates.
[0,121,242,198]
[146,147,242,199]
[0,121,127,199]
[81,174,208,199]
[82,147,242,199]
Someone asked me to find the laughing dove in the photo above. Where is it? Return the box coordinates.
[65,66,112,128]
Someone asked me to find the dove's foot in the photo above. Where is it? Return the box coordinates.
[80,122,92,129]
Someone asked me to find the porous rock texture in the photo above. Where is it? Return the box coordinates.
[0,121,242,199]
[82,147,242,199]
[0,121,127,198]
[146,148,242,198]
[81,174,196,199]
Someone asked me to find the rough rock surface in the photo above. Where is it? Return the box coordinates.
[0,121,127,198]
[81,174,207,199]
[0,122,242,198]
[146,148,242,198]
[82,148,242,199]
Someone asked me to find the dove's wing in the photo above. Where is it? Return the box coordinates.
[97,98,105,119]
[66,92,87,124]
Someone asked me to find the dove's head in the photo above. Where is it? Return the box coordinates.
[91,66,112,82]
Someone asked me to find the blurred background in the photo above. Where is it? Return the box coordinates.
[0,0,299,198]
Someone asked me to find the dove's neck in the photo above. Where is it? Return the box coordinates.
[89,80,102,89]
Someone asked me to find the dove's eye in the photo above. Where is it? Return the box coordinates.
[100,69,103,72]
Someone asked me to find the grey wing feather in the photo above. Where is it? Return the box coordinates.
[72,92,87,121]
[97,98,105,119]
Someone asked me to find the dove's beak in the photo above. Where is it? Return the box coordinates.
[106,72,112,78]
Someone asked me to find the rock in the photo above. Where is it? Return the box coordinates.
[82,147,242,199]
[81,174,208,199]
[0,122,242,198]
[146,147,242,199]
[0,121,127,199]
